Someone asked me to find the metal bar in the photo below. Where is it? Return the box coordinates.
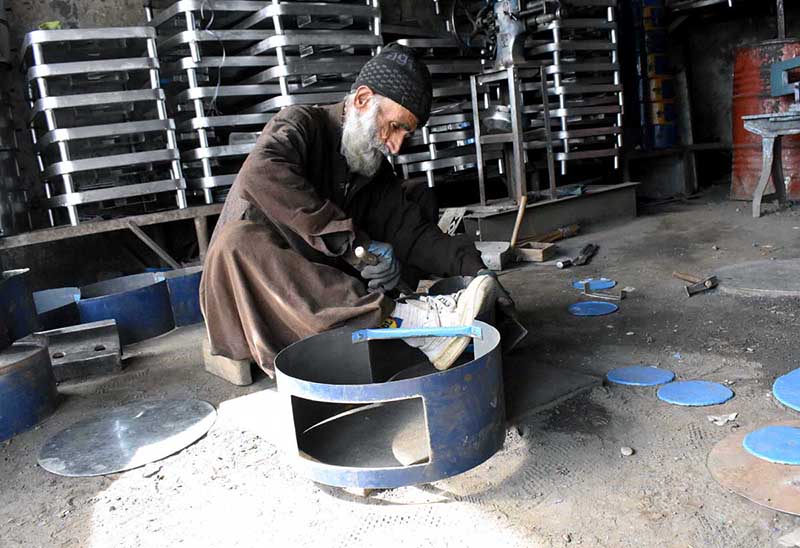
[507,67,526,202]
[777,0,786,40]
[127,221,182,269]
[541,69,557,200]
[351,325,482,344]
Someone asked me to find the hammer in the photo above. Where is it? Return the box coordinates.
[355,246,415,294]
[672,271,718,297]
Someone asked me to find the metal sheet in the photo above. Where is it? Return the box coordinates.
[42,179,186,208]
[37,399,216,476]
[27,58,159,80]
[78,274,175,345]
[36,120,175,149]
[0,342,58,442]
[33,287,81,331]
[708,421,800,516]
[162,266,204,326]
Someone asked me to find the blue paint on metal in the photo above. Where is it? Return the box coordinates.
[572,277,616,291]
[568,301,619,316]
[0,343,59,442]
[78,275,174,346]
[0,269,41,350]
[33,287,81,331]
[657,380,734,407]
[743,426,800,465]
[770,58,800,97]
[161,267,203,326]
[773,368,800,412]
[352,325,482,344]
[606,365,675,386]
[275,320,505,489]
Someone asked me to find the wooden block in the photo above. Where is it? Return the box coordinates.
[202,338,253,386]
[514,242,556,262]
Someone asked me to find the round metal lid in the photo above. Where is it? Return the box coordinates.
[38,399,216,477]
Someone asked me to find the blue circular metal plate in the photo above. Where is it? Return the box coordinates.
[607,366,675,386]
[568,301,619,316]
[657,380,734,406]
[773,368,800,412]
[743,426,800,465]
[572,277,617,291]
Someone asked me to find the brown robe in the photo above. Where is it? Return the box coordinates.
[200,102,484,376]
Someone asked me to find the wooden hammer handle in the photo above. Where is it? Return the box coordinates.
[509,195,528,249]
[673,271,702,284]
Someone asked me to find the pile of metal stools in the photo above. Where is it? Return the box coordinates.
[522,0,623,174]
[147,0,381,204]
[391,36,488,191]
[0,0,30,237]
[22,27,187,226]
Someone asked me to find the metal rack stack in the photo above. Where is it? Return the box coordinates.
[22,27,187,227]
[522,0,623,174]
[147,0,382,204]
[391,37,494,190]
[1,0,31,236]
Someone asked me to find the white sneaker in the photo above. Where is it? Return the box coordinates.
[390,275,497,370]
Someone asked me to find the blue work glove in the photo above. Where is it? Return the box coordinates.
[361,241,402,291]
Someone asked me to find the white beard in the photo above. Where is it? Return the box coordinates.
[341,99,389,177]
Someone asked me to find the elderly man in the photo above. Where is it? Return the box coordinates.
[200,43,495,376]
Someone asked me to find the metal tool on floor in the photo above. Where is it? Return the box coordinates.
[475,196,528,270]
[672,271,718,297]
[580,281,626,301]
[556,243,599,269]
[274,321,504,490]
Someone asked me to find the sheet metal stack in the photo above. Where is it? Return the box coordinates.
[147,0,382,204]
[391,37,492,190]
[22,27,187,226]
[0,0,30,237]
[522,0,623,174]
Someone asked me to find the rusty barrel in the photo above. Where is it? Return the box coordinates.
[732,40,800,200]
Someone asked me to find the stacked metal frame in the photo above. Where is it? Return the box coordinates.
[470,63,557,205]
[147,0,381,204]
[391,37,496,190]
[522,0,623,174]
[22,28,187,226]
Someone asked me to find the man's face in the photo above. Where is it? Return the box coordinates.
[341,86,419,177]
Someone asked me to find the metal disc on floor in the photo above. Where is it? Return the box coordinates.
[38,399,216,477]
[657,380,734,406]
[568,301,619,316]
[708,421,800,516]
[773,368,800,412]
[743,426,800,465]
[572,278,616,291]
[606,366,675,387]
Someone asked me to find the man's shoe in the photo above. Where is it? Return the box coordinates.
[390,275,496,370]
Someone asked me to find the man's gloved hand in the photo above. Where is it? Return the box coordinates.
[361,241,402,291]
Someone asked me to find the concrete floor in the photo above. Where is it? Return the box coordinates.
[4,187,800,548]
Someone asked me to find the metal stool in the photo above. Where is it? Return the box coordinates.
[274,321,505,489]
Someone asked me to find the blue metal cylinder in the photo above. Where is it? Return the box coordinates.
[33,287,81,331]
[275,320,505,489]
[78,273,174,345]
[0,269,40,350]
[0,341,59,442]
[161,267,203,326]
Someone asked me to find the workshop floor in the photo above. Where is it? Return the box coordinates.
[4,186,800,548]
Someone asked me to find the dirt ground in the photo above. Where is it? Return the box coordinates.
[3,186,800,548]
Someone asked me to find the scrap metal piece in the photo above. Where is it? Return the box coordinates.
[19,319,122,382]
[38,399,217,476]
[0,269,41,349]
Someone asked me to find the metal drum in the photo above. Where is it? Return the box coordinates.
[0,269,41,350]
[0,341,59,442]
[161,266,204,326]
[275,321,505,489]
[78,273,175,345]
[732,40,800,200]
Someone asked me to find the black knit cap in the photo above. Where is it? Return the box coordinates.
[352,42,433,126]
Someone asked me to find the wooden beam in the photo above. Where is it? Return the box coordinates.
[194,216,210,260]
[127,221,181,269]
[0,204,223,250]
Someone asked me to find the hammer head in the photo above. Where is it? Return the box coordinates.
[685,275,718,296]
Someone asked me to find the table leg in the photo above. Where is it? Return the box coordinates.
[771,136,787,206]
[752,136,776,218]
[194,216,209,261]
